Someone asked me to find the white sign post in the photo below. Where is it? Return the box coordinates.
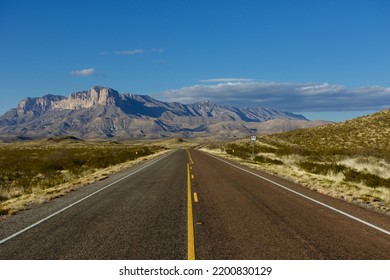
[250,135,256,159]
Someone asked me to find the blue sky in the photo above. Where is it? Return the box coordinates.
[1,0,390,121]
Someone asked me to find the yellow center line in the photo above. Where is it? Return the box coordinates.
[187,163,196,260]
[186,149,194,164]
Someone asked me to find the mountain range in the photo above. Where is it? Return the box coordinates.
[0,86,328,140]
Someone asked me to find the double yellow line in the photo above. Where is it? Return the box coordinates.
[186,149,195,260]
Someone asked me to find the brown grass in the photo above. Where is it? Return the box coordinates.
[0,139,172,216]
[201,144,390,215]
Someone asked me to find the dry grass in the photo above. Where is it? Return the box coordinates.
[262,109,390,159]
[201,146,390,215]
[339,157,390,179]
[0,139,171,216]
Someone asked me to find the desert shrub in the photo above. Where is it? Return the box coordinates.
[297,161,390,189]
[264,144,316,157]
[254,155,283,165]
[0,193,8,202]
[297,161,347,175]
[343,169,390,188]
[256,146,278,154]
[225,143,251,159]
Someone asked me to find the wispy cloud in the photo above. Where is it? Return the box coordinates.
[101,48,165,56]
[199,78,255,83]
[114,49,145,55]
[70,68,96,77]
[164,81,390,112]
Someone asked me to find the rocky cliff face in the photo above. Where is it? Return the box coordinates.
[53,86,121,109]
[15,86,121,113]
[0,86,322,140]
[15,95,66,117]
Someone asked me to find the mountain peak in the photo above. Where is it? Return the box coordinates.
[90,86,119,97]
[196,100,212,104]
[60,86,121,109]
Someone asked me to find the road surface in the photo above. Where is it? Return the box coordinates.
[0,149,389,259]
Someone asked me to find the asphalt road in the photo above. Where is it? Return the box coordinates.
[0,149,389,259]
[190,150,390,259]
[0,150,187,259]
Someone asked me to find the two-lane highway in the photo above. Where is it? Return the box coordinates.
[0,148,389,259]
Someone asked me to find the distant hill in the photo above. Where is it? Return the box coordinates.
[262,109,390,157]
[0,86,327,140]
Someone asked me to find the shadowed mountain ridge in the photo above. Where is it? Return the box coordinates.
[0,86,328,139]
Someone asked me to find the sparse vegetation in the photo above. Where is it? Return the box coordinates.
[343,169,390,188]
[254,155,283,165]
[296,161,347,175]
[0,139,166,215]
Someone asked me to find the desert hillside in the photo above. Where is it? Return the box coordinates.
[263,109,390,156]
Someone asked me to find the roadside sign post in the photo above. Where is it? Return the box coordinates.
[250,135,256,159]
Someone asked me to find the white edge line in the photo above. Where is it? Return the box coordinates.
[204,152,390,236]
[0,150,176,245]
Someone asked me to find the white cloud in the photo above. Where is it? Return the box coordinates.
[163,81,390,112]
[199,78,255,83]
[102,48,165,56]
[70,68,96,77]
[114,49,145,55]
